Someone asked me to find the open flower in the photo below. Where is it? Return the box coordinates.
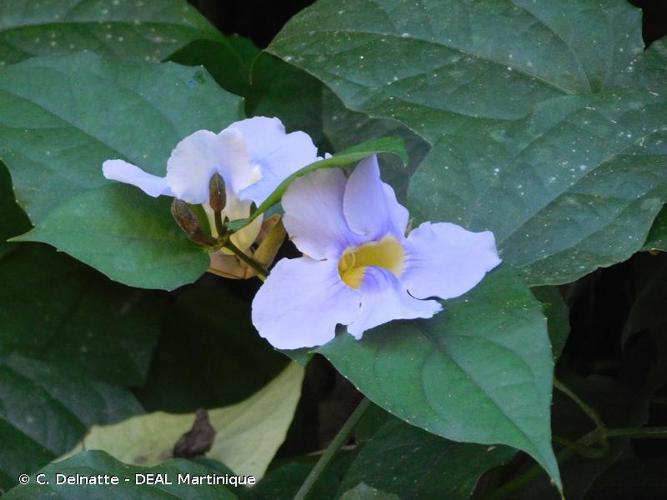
[102,116,317,274]
[252,155,501,349]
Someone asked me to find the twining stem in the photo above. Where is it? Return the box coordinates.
[485,425,667,500]
[223,238,268,281]
[294,398,371,500]
[553,377,606,433]
[486,376,667,500]
[552,435,605,458]
[484,433,586,500]
[554,378,610,457]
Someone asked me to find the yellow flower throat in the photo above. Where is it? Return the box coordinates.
[338,235,406,289]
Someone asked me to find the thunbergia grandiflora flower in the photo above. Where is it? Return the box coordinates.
[102,116,317,278]
[252,155,501,349]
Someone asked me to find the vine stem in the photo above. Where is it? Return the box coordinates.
[485,425,667,500]
[485,427,604,500]
[553,377,606,432]
[294,398,371,500]
[605,427,667,439]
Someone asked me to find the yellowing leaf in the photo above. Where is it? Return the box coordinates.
[62,362,304,479]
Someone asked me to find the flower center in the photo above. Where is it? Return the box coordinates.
[338,235,406,289]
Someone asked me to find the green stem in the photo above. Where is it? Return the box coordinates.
[214,210,226,238]
[223,239,268,281]
[552,435,605,458]
[486,425,667,500]
[294,398,371,500]
[553,378,606,432]
[605,427,667,439]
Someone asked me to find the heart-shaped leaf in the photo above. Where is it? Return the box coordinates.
[0,52,243,289]
[316,267,559,487]
[269,0,667,285]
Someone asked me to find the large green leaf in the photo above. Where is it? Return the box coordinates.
[0,52,243,221]
[0,0,223,66]
[269,0,667,285]
[0,52,243,288]
[322,89,429,202]
[64,363,305,480]
[15,186,209,290]
[315,267,560,486]
[4,451,237,499]
[340,417,515,499]
[0,244,164,386]
[246,53,329,148]
[0,355,142,492]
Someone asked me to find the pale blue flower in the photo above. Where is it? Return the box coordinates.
[252,155,501,349]
[103,116,318,250]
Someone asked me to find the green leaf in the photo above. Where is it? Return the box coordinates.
[269,1,667,285]
[169,36,260,97]
[246,53,329,149]
[64,363,305,480]
[0,162,29,258]
[138,285,288,412]
[15,185,209,291]
[3,451,237,499]
[0,244,164,386]
[0,52,243,288]
[0,52,243,222]
[322,89,430,202]
[228,136,407,231]
[0,244,165,490]
[340,417,515,499]
[0,0,223,66]
[0,355,142,492]
[316,266,560,487]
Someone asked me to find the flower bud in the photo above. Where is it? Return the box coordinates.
[209,173,226,212]
[171,199,217,246]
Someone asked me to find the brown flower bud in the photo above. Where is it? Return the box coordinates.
[208,173,226,212]
[171,199,217,246]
